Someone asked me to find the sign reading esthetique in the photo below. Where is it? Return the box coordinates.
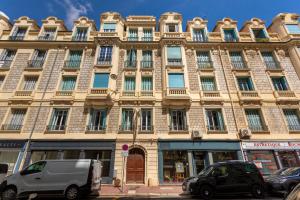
[242,141,300,150]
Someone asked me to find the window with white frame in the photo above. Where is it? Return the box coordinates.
[0,49,16,68]
[73,27,88,41]
[88,108,107,131]
[205,109,225,131]
[4,109,26,130]
[126,49,137,68]
[98,46,112,64]
[29,50,47,68]
[48,108,68,131]
[141,77,153,91]
[66,50,82,68]
[283,109,300,131]
[121,108,134,131]
[166,24,178,32]
[10,27,27,40]
[271,77,289,91]
[197,51,212,69]
[261,52,279,69]
[128,29,138,41]
[142,29,153,41]
[229,52,246,69]
[169,109,187,131]
[60,76,77,91]
[223,29,237,42]
[22,76,38,91]
[141,109,152,131]
[237,77,254,91]
[39,27,56,40]
[124,77,136,91]
[141,51,152,68]
[193,29,207,42]
[245,109,266,131]
[201,77,217,91]
[167,46,182,65]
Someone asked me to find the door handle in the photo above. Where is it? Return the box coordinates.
[35,177,41,180]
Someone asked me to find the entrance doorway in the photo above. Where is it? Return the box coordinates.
[126,148,145,183]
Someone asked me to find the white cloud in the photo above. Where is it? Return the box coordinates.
[55,0,92,28]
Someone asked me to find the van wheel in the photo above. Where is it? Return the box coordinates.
[2,187,17,200]
[199,185,213,200]
[251,184,264,199]
[65,185,79,200]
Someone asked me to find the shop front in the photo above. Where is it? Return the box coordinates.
[25,141,116,183]
[242,141,300,176]
[0,140,26,174]
[158,140,243,184]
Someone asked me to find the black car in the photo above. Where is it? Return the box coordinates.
[265,167,300,194]
[184,161,265,200]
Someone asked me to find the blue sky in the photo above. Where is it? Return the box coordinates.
[1,0,299,30]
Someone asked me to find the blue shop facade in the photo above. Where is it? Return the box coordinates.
[158,140,243,184]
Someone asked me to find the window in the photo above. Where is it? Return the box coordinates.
[206,109,225,131]
[0,151,19,175]
[197,51,212,69]
[212,152,237,163]
[245,109,265,131]
[30,151,59,163]
[126,49,137,67]
[166,24,178,32]
[11,27,27,40]
[230,52,246,69]
[60,76,76,91]
[128,29,138,41]
[29,50,47,67]
[48,108,68,131]
[201,77,216,91]
[285,24,300,34]
[63,150,80,159]
[283,109,300,131]
[23,161,46,175]
[237,77,254,91]
[5,109,26,130]
[93,73,109,88]
[124,77,135,91]
[73,27,88,41]
[141,51,152,68]
[167,46,182,65]
[88,109,107,131]
[223,29,237,42]
[23,76,38,90]
[142,29,153,41]
[121,109,134,131]
[193,29,207,42]
[141,77,152,91]
[141,109,152,131]
[0,49,16,68]
[247,150,278,175]
[98,46,112,64]
[84,150,111,177]
[252,29,268,39]
[168,73,184,88]
[261,52,279,69]
[66,50,82,68]
[102,23,116,32]
[40,27,56,40]
[170,109,187,131]
[271,77,289,91]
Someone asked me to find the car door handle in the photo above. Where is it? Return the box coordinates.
[35,177,41,180]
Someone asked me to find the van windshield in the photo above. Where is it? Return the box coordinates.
[198,166,213,176]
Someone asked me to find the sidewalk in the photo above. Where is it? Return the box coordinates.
[99,185,185,198]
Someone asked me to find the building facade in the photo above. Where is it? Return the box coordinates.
[0,12,300,185]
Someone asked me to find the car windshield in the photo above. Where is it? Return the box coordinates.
[198,166,213,176]
[280,168,300,176]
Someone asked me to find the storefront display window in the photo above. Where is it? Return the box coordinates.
[0,151,19,175]
[85,150,111,177]
[63,150,80,159]
[212,151,237,163]
[30,151,59,164]
[193,151,206,174]
[278,151,299,168]
[247,150,278,175]
[163,151,189,183]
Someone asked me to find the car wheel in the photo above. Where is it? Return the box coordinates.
[251,184,265,199]
[2,187,17,200]
[65,185,80,200]
[199,185,213,200]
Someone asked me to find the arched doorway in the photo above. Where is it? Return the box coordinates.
[126,148,145,183]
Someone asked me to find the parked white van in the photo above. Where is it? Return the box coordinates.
[0,159,102,200]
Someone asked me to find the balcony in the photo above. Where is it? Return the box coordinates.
[86,125,106,133]
[238,91,261,104]
[193,36,208,42]
[169,125,189,133]
[0,60,12,69]
[162,32,184,38]
[224,37,238,42]
[63,60,81,70]
[0,124,22,132]
[27,60,44,69]
[200,91,223,104]
[139,125,154,133]
[273,90,298,103]
[98,32,118,37]
[255,38,269,42]
[164,88,190,105]
[38,35,55,41]
[51,90,74,104]
[140,90,153,97]
[207,125,227,134]
[9,35,24,40]
[122,91,136,97]
[128,37,139,41]
[124,60,137,69]
[86,88,110,101]
[287,124,300,133]
[264,61,282,71]
[14,90,32,97]
[10,90,33,104]
[141,37,153,42]
[119,125,135,133]
[197,61,213,71]
[231,61,248,71]
[46,125,66,133]
[72,36,87,41]
[141,61,153,69]
[167,59,183,67]
[96,59,112,67]
[55,90,73,96]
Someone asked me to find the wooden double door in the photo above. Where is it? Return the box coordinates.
[126,148,145,183]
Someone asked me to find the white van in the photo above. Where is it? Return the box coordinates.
[0,159,102,200]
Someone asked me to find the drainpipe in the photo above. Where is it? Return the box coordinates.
[217,46,245,161]
[19,47,62,169]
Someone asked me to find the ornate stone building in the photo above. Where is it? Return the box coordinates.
[0,11,300,185]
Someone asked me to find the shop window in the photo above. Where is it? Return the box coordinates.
[0,151,19,175]
[30,151,59,164]
[63,150,80,159]
[278,151,300,168]
[85,150,111,177]
[193,152,206,174]
[247,150,278,175]
[163,150,189,183]
[212,151,237,163]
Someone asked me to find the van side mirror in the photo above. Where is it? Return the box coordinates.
[0,164,8,174]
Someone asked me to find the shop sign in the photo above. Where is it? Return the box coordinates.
[242,141,300,150]
[0,141,24,149]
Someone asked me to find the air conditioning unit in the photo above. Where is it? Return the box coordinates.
[0,61,4,67]
[239,128,252,139]
[192,130,203,139]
